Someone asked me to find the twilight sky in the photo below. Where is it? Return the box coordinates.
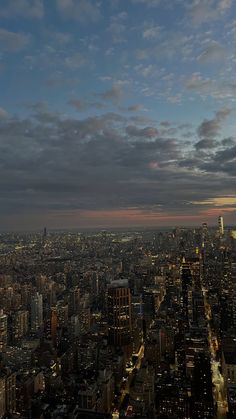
[0,0,236,230]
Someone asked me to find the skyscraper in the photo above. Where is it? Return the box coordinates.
[218,215,224,237]
[50,307,57,347]
[0,311,8,351]
[0,377,6,418]
[181,262,192,327]
[31,292,43,332]
[108,279,132,347]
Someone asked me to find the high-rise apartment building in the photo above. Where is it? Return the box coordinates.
[0,311,8,351]
[0,377,6,419]
[12,310,29,341]
[5,373,16,415]
[30,292,43,332]
[108,279,132,347]
[51,307,57,347]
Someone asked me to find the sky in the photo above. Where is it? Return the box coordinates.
[0,0,236,231]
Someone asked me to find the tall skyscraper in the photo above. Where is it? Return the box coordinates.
[50,307,57,347]
[108,279,132,347]
[218,215,224,237]
[12,310,29,342]
[181,262,192,327]
[0,377,6,418]
[31,292,43,332]
[0,311,8,351]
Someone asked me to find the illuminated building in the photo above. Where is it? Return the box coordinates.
[12,310,29,342]
[30,292,43,332]
[0,376,6,418]
[50,307,57,347]
[108,279,132,347]
[191,352,214,418]
[0,311,8,351]
[218,215,224,237]
[5,372,16,415]
[181,262,192,326]
[69,286,80,316]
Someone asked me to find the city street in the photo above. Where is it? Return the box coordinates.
[202,288,228,419]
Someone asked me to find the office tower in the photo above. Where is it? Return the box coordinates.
[108,279,132,347]
[30,292,43,332]
[218,215,224,237]
[191,352,214,418]
[5,373,16,415]
[78,294,90,334]
[0,311,8,351]
[12,310,29,341]
[0,377,6,418]
[69,286,80,316]
[181,262,192,327]
[50,307,57,347]
[56,301,68,328]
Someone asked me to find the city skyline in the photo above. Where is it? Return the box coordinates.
[0,0,236,230]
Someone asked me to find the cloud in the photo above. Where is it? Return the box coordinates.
[192,196,236,206]
[48,31,73,46]
[127,104,144,112]
[68,99,105,111]
[99,83,126,104]
[186,73,213,93]
[185,73,236,100]
[197,108,231,140]
[125,125,159,138]
[195,139,217,149]
[45,75,80,88]
[221,137,235,147]
[64,52,87,69]
[68,99,89,111]
[0,108,9,119]
[143,25,162,40]
[0,105,235,228]
[0,0,44,19]
[197,41,229,62]
[107,22,126,43]
[131,0,162,6]
[189,0,232,25]
[56,0,101,22]
[0,28,31,52]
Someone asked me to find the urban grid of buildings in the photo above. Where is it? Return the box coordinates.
[0,216,236,418]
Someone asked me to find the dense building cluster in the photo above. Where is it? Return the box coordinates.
[0,218,236,418]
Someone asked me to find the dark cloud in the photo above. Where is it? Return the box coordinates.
[0,106,235,228]
[195,139,217,150]
[125,125,159,138]
[197,108,231,139]
[221,137,235,147]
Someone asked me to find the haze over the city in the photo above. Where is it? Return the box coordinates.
[0,0,236,230]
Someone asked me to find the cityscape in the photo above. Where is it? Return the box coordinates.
[0,217,236,418]
[1,0,236,418]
